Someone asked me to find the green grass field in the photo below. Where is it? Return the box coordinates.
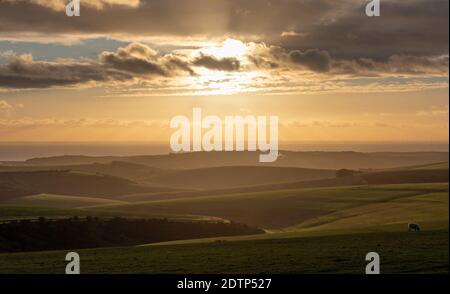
[287,188,448,235]
[410,162,449,170]
[0,204,225,223]
[0,182,447,274]
[88,183,449,231]
[0,230,447,274]
[2,183,447,235]
[5,194,128,208]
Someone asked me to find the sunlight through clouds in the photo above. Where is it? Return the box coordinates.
[0,0,448,142]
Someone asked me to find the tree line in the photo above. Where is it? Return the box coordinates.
[0,217,263,252]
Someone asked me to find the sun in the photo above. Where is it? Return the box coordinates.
[201,38,249,59]
[186,38,262,95]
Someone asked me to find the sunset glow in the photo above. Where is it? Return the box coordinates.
[0,0,448,143]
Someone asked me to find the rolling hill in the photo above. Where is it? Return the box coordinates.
[89,183,449,230]
[0,161,163,183]
[0,165,447,274]
[21,151,449,170]
[1,159,447,206]
[145,166,336,189]
[2,181,447,273]
[116,166,449,202]
[0,170,178,202]
[4,194,127,208]
[407,162,449,170]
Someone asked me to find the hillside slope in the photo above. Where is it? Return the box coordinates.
[0,161,163,183]
[146,166,335,189]
[0,170,176,202]
[90,183,449,229]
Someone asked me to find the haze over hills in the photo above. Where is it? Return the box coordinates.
[0,161,337,190]
[0,152,448,274]
[0,161,163,183]
[0,151,448,228]
[18,151,450,170]
[146,166,336,190]
[0,170,178,202]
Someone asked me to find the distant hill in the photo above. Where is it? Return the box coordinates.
[2,157,447,205]
[146,166,335,189]
[22,151,449,170]
[361,169,449,185]
[0,162,336,191]
[0,170,176,202]
[398,162,449,171]
[24,155,117,166]
[118,165,449,202]
[0,161,163,183]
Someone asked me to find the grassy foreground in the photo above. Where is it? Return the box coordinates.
[0,183,447,274]
[0,230,447,274]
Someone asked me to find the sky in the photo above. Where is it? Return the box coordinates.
[0,0,448,144]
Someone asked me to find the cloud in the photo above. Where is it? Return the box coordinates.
[288,49,331,73]
[99,43,195,76]
[1,42,247,89]
[192,54,240,71]
[0,100,15,117]
[247,45,332,73]
[247,42,449,76]
[0,0,447,96]
[0,43,197,89]
[331,54,449,76]
[0,39,447,93]
[0,117,168,129]
[5,0,141,11]
[416,106,449,117]
[0,52,129,88]
[0,0,447,61]
[276,0,449,60]
[100,44,168,76]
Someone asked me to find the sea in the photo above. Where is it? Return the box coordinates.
[0,142,448,162]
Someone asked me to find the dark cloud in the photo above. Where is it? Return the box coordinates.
[0,43,196,89]
[99,43,168,76]
[1,38,447,90]
[289,49,331,73]
[247,43,448,76]
[277,0,449,60]
[331,54,449,76]
[165,57,197,76]
[0,53,128,88]
[248,45,332,73]
[100,43,196,76]
[0,0,447,61]
[192,54,240,71]
[0,42,250,89]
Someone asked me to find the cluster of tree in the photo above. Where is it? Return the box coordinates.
[0,217,263,253]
